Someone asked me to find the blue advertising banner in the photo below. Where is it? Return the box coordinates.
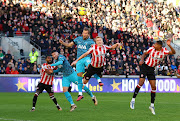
[0,77,180,93]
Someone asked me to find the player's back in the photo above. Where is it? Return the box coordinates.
[73,36,95,58]
[56,54,74,77]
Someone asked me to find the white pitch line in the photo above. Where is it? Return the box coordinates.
[0,118,34,121]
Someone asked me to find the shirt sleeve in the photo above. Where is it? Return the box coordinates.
[146,47,154,54]
[164,47,170,55]
[87,46,94,54]
[41,64,48,72]
[50,56,64,66]
[105,45,111,50]
[53,68,60,73]
[51,61,63,66]
[73,37,78,45]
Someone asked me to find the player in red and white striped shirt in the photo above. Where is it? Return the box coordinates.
[71,36,121,86]
[30,56,62,112]
[130,40,176,115]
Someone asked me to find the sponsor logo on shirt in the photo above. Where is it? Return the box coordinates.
[78,45,87,49]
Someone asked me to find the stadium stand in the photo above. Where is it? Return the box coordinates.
[0,0,179,76]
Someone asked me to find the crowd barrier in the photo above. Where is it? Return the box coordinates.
[0,75,179,93]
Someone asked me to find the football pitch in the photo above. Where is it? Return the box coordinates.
[0,93,180,121]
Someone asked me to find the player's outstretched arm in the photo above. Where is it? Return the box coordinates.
[139,52,149,66]
[53,68,60,73]
[110,43,121,50]
[50,61,63,67]
[167,40,176,55]
[59,39,74,48]
[71,51,89,66]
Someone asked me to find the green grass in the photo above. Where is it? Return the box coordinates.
[0,93,180,121]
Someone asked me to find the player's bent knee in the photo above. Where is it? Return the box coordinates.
[152,86,156,90]
[77,73,83,77]
[49,93,54,96]
[35,92,40,96]
[63,88,68,92]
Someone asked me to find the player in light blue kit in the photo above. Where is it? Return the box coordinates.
[60,27,103,101]
[48,50,98,112]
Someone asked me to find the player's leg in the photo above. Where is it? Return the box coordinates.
[62,77,77,112]
[147,67,156,115]
[76,65,94,101]
[148,79,156,115]
[82,66,98,105]
[30,83,44,111]
[130,64,147,109]
[84,57,103,86]
[130,77,145,110]
[76,59,85,97]
[45,85,62,111]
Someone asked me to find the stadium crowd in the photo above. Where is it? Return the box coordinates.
[0,0,180,76]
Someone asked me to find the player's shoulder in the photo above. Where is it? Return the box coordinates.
[87,38,94,42]
[76,36,83,40]
[42,63,47,66]
[147,46,155,50]
[162,47,168,51]
[162,47,167,50]
[59,54,65,59]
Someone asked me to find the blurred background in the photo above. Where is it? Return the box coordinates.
[0,0,179,77]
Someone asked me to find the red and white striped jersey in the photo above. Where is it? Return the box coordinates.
[145,46,169,67]
[88,44,111,68]
[40,63,56,85]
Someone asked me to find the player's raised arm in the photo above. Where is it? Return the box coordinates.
[166,39,176,55]
[71,51,90,66]
[110,43,122,50]
[59,39,75,48]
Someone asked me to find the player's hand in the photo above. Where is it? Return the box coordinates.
[49,69,53,74]
[47,64,51,68]
[117,43,121,48]
[59,39,64,44]
[71,61,77,66]
[166,39,171,46]
[139,60,144,66]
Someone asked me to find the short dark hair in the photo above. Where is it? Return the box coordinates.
[45,56,51,59]
[51,50,58,54]
[156,41,163,46]
[83,27,90,34]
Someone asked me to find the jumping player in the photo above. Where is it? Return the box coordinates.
[60,27,102,101]
[48,50,98,112]
[30,56,62,111]
[130,40,176,115]
[71,36,121,101]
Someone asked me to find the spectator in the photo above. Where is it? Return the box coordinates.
[0,49,4,63]
[171,62,177,70]
[6,63,12,74]
[158,68,163,76]
[29,48,38,64]
[18,67,23,74]
[23,67,31,74]
[37,64,41,73]
[177,65,180,75]
[31,67,38,74]
[11,67,19,74]
[27,64,32,73]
